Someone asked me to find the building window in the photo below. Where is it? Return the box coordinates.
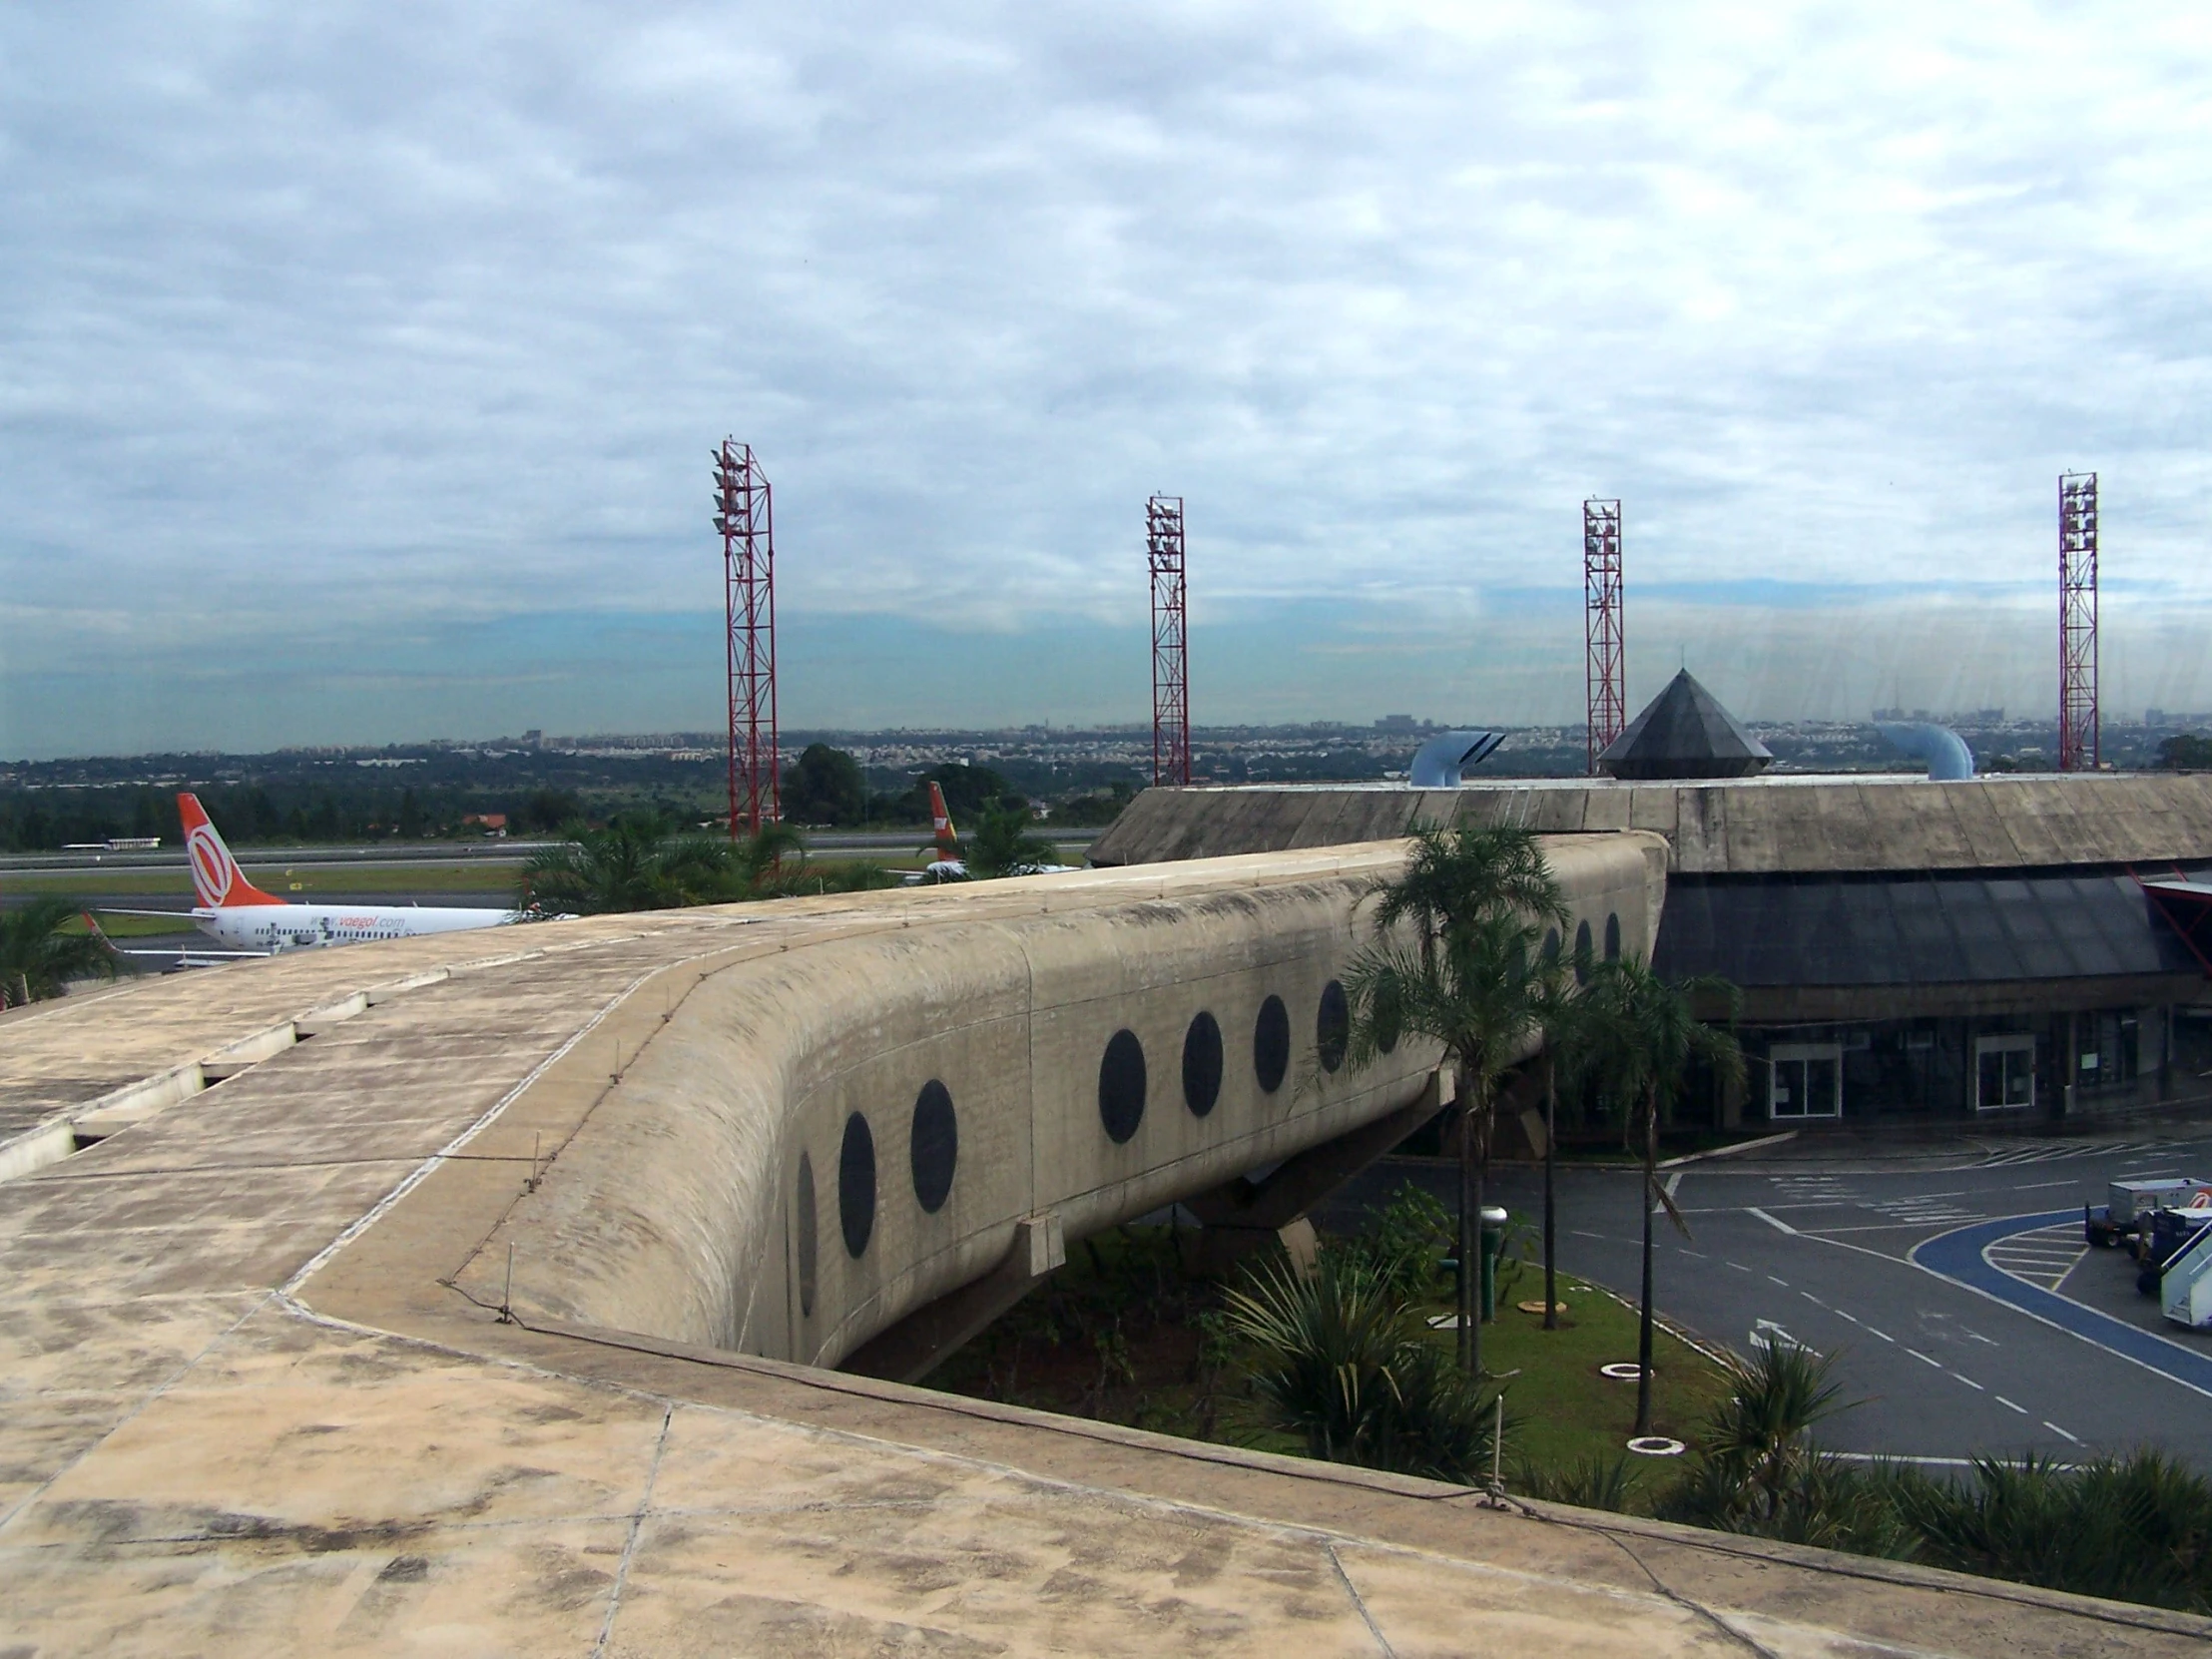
[2079,1011,2140,1094]
[1770,1044,1842,1119]
[1973,1034,2035,1113]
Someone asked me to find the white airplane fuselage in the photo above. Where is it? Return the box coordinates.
[191,901,521,953]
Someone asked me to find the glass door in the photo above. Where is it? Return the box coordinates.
[1770,1044,1842,1119]
[1973,1035,2035,1112]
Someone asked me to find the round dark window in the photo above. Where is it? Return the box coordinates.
[837,1112,875,1259]
[1099,1028,1147,1144]
[1254,994,1291,1093]
[1182,1011,1223,1118]
[1317,980,1350,1074]
[909,1079,957,1214]
[1370,976,1400,1054]
[1573,919,1594,985]
[796,1151,818,1317]
[1604,912,1622,961]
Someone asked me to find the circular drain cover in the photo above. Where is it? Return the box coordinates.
[1517,1300,1568,1316]
[1598,1362,1646,1381]
[1626,1436,1685,1457]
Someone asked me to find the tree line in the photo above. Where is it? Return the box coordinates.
[0,783,589,851]
[0,746,1132,851]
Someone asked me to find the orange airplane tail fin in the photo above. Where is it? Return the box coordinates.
[927,782,958,857]
[178,793,284,908]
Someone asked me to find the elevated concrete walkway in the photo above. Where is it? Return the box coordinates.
[3,842,2205,1653]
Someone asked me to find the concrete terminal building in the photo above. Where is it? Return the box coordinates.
[8,839,2205,1650]
[1094,682,2212,1136]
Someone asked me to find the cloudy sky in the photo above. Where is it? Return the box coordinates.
[4,2,2211,756]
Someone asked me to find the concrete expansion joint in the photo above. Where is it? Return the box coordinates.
[1325,1540,1398,1657]
[1,955,483,1187]
[1592,1530,1783,1659]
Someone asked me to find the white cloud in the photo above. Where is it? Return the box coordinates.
[3,0,2211,751]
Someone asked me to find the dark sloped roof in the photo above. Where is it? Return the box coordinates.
[1652,869,2209,987]
[1599,669,1772,780]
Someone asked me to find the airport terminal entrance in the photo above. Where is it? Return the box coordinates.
[1769,1043,1842,1120]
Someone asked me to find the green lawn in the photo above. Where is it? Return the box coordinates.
[1475,1269,1734,1471]
[925,1223,1732,1502]
[60,911,195,938]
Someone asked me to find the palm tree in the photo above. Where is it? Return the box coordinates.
[1368,822,1568,964]
[727,821,808,891]
[518,817,805,914]
[1348,823,1567,1376]
[1532,961,1581,1333]
[1575,955,1744,1433]
[1221,1253,1502,1481]
[964,800,1059,878]
[1346,911,1564,1378]
[0,897,125,1007]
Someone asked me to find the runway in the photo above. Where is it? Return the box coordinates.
[1330,1130,2212,1468]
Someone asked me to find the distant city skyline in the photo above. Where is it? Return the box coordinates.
[7,5,2212,758]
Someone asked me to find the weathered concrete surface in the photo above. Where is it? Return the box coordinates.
[1090,775,2212,874]
[2,845,2206,1655]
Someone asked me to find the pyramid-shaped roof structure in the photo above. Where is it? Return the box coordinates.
[1598,669,1773,780]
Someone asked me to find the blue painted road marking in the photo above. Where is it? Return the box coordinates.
[1912,1210,2212,1398]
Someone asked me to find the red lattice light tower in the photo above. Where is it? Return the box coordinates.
[715,439,779,832]
[1148,494,1190,787]
[2058,471,2099,774]
[1584,498,1625,774]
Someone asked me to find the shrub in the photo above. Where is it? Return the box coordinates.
[1333,1181,1451,1302]
[1888,1451,2212,1613]
[1221,1255,1501,1482]
[1516,1453,1637,1512]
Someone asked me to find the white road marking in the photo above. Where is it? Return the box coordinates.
[1867,1327,1895,1342]
[1995,1395,2028,1414]
[1906,1348,1943,1368]
[1767,1275,1790,1287]
[1747,1207,1798,1235]
[2044,1421,2082,1444]
[1801,1292,1827,1308]
[1795,1220,1993,1234]
[1978,1138,2173,1168]
[1984,1223,2088,1292]
[1677,1249,1707,1259]
[1835,1310,1861,1324]
[1725,1261,1753,1273]
[1664,1173,1683,1199]
[1954,1374,1985,1390]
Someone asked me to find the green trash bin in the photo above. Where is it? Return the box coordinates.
[1479,1205,1508,1322]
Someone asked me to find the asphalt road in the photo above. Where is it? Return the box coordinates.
[1330,1131,2212,1468]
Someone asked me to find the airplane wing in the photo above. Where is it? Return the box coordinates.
[78,911,268,964]
[111,947,270,960]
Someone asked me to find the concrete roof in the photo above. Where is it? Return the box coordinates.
[1088,774,2212,875]
[3,853,2207,1654]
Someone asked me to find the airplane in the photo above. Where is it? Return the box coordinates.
[901,782,1079,884]
[94,793,557,959]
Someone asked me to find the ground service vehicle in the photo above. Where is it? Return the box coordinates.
[2135,1206,2212,1296]
[2084,1177,2212,1248]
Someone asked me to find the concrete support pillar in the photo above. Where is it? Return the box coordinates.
[1178,1084,1443,1278]
[840,1211,1066,1384]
